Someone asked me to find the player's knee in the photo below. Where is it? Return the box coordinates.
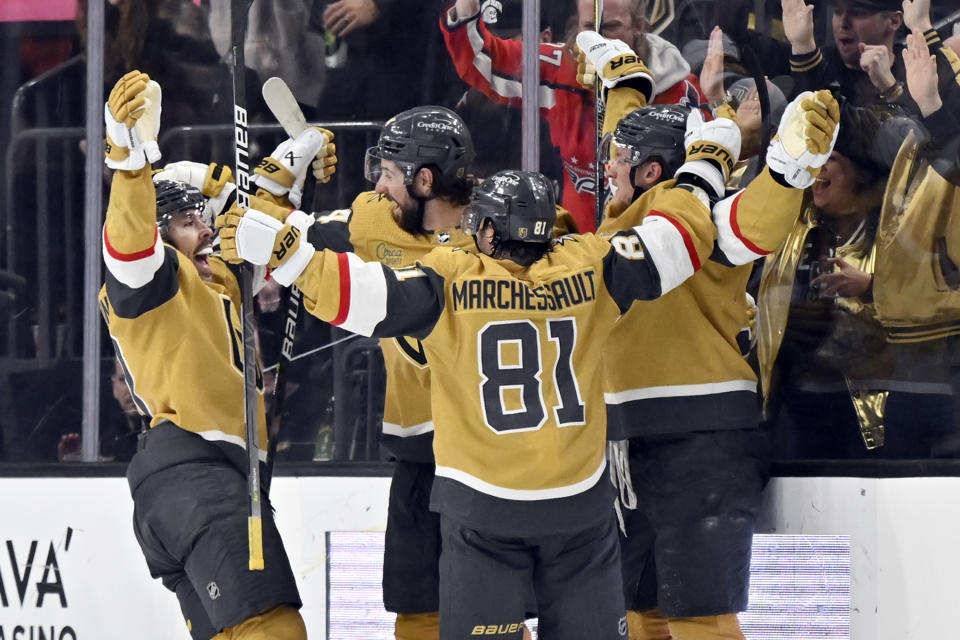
[627,609,670,640]
[667,613,745,640]
[394,612,439,640]
[220,605,306,640]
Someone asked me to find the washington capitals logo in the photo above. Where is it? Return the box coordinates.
[563,163,596,195]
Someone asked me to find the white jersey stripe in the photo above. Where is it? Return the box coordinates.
[466,20,557,108]
[382,420,435,437]
[196,429,268,463]
[102,225,165,289]
[713,189,769,265]
[605,379,757,404]
[333,252,389,337]
[436,456,607,501]
[633,216,696,294]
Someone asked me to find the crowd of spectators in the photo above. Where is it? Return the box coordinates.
[2,0,960,464]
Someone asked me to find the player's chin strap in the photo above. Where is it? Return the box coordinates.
[608,440,637,537]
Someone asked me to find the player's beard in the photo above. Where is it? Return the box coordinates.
[394,198,425,233]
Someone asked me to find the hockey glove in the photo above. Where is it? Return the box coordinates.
[154,161,237,223]
[575,31,655,103]
[135,79,162,165]
[104,70,161,170]
[253,127,336,208]
[311,131,338,184]
[766,90,840,189]
[674,109,741,202]
[217,206,315,286]
[220,194,315,232]
[576,48,598,90]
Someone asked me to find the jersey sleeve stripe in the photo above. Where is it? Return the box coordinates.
[638,212,699,293]
[102,225,165,289]
[103,226,159,261]
[466,20,558,108]
[713,190,769,264]
[331,252,352,326]
[331,252,389,336]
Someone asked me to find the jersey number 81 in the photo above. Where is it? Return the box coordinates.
[477,318,585,433]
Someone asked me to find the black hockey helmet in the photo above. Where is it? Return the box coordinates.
[607,104,690,177]
[461,170,556,244]
[154,179,205,237]
[364,106,475,185]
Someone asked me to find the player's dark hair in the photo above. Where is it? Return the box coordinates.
[488,232,553,267]
[422,165,476,206]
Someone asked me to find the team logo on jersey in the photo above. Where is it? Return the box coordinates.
[437,231,451,244]
[563,162,596,195]
[206,582,221,600]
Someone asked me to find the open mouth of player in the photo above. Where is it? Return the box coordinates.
[195,245,213,270]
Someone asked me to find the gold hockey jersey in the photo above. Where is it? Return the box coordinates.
[309,191,476,462]
[598,169,804,438]
[307,192,578,462]
[100,168,266,489]
[292,185,716,534]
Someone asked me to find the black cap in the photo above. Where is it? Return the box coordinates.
[837,0,904,12]
[480,0,548,39]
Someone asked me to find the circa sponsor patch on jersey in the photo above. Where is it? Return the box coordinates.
[375,242,404,266]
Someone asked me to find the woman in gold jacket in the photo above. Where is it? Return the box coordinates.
[759,32,960,459]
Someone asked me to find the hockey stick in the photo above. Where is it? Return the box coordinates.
[230,0,264,572]
[594,0,605,230]
[259,76,315,493]
[262,77,309,137]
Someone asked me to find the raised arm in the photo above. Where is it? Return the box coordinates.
[903,30,960,181]
[601,184,718,314]
[439,0,575,109]
[712,89,841,265]
[102,71,168,292]
[215,199,446,338]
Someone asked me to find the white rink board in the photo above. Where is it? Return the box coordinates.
[0,475,957,639]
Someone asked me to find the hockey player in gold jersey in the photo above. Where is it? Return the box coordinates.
[577,30,842,640]
[216,101,744,636]
[251,105,477,640]
[249,105,571,640]
[98,71,309,640]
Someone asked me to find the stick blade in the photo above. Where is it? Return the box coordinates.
[262,76,308,137]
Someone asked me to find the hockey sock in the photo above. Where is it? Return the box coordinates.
[628,609,671,640]
[667,613,745,640]
[213,605,307,640]
[395,612,440,640]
